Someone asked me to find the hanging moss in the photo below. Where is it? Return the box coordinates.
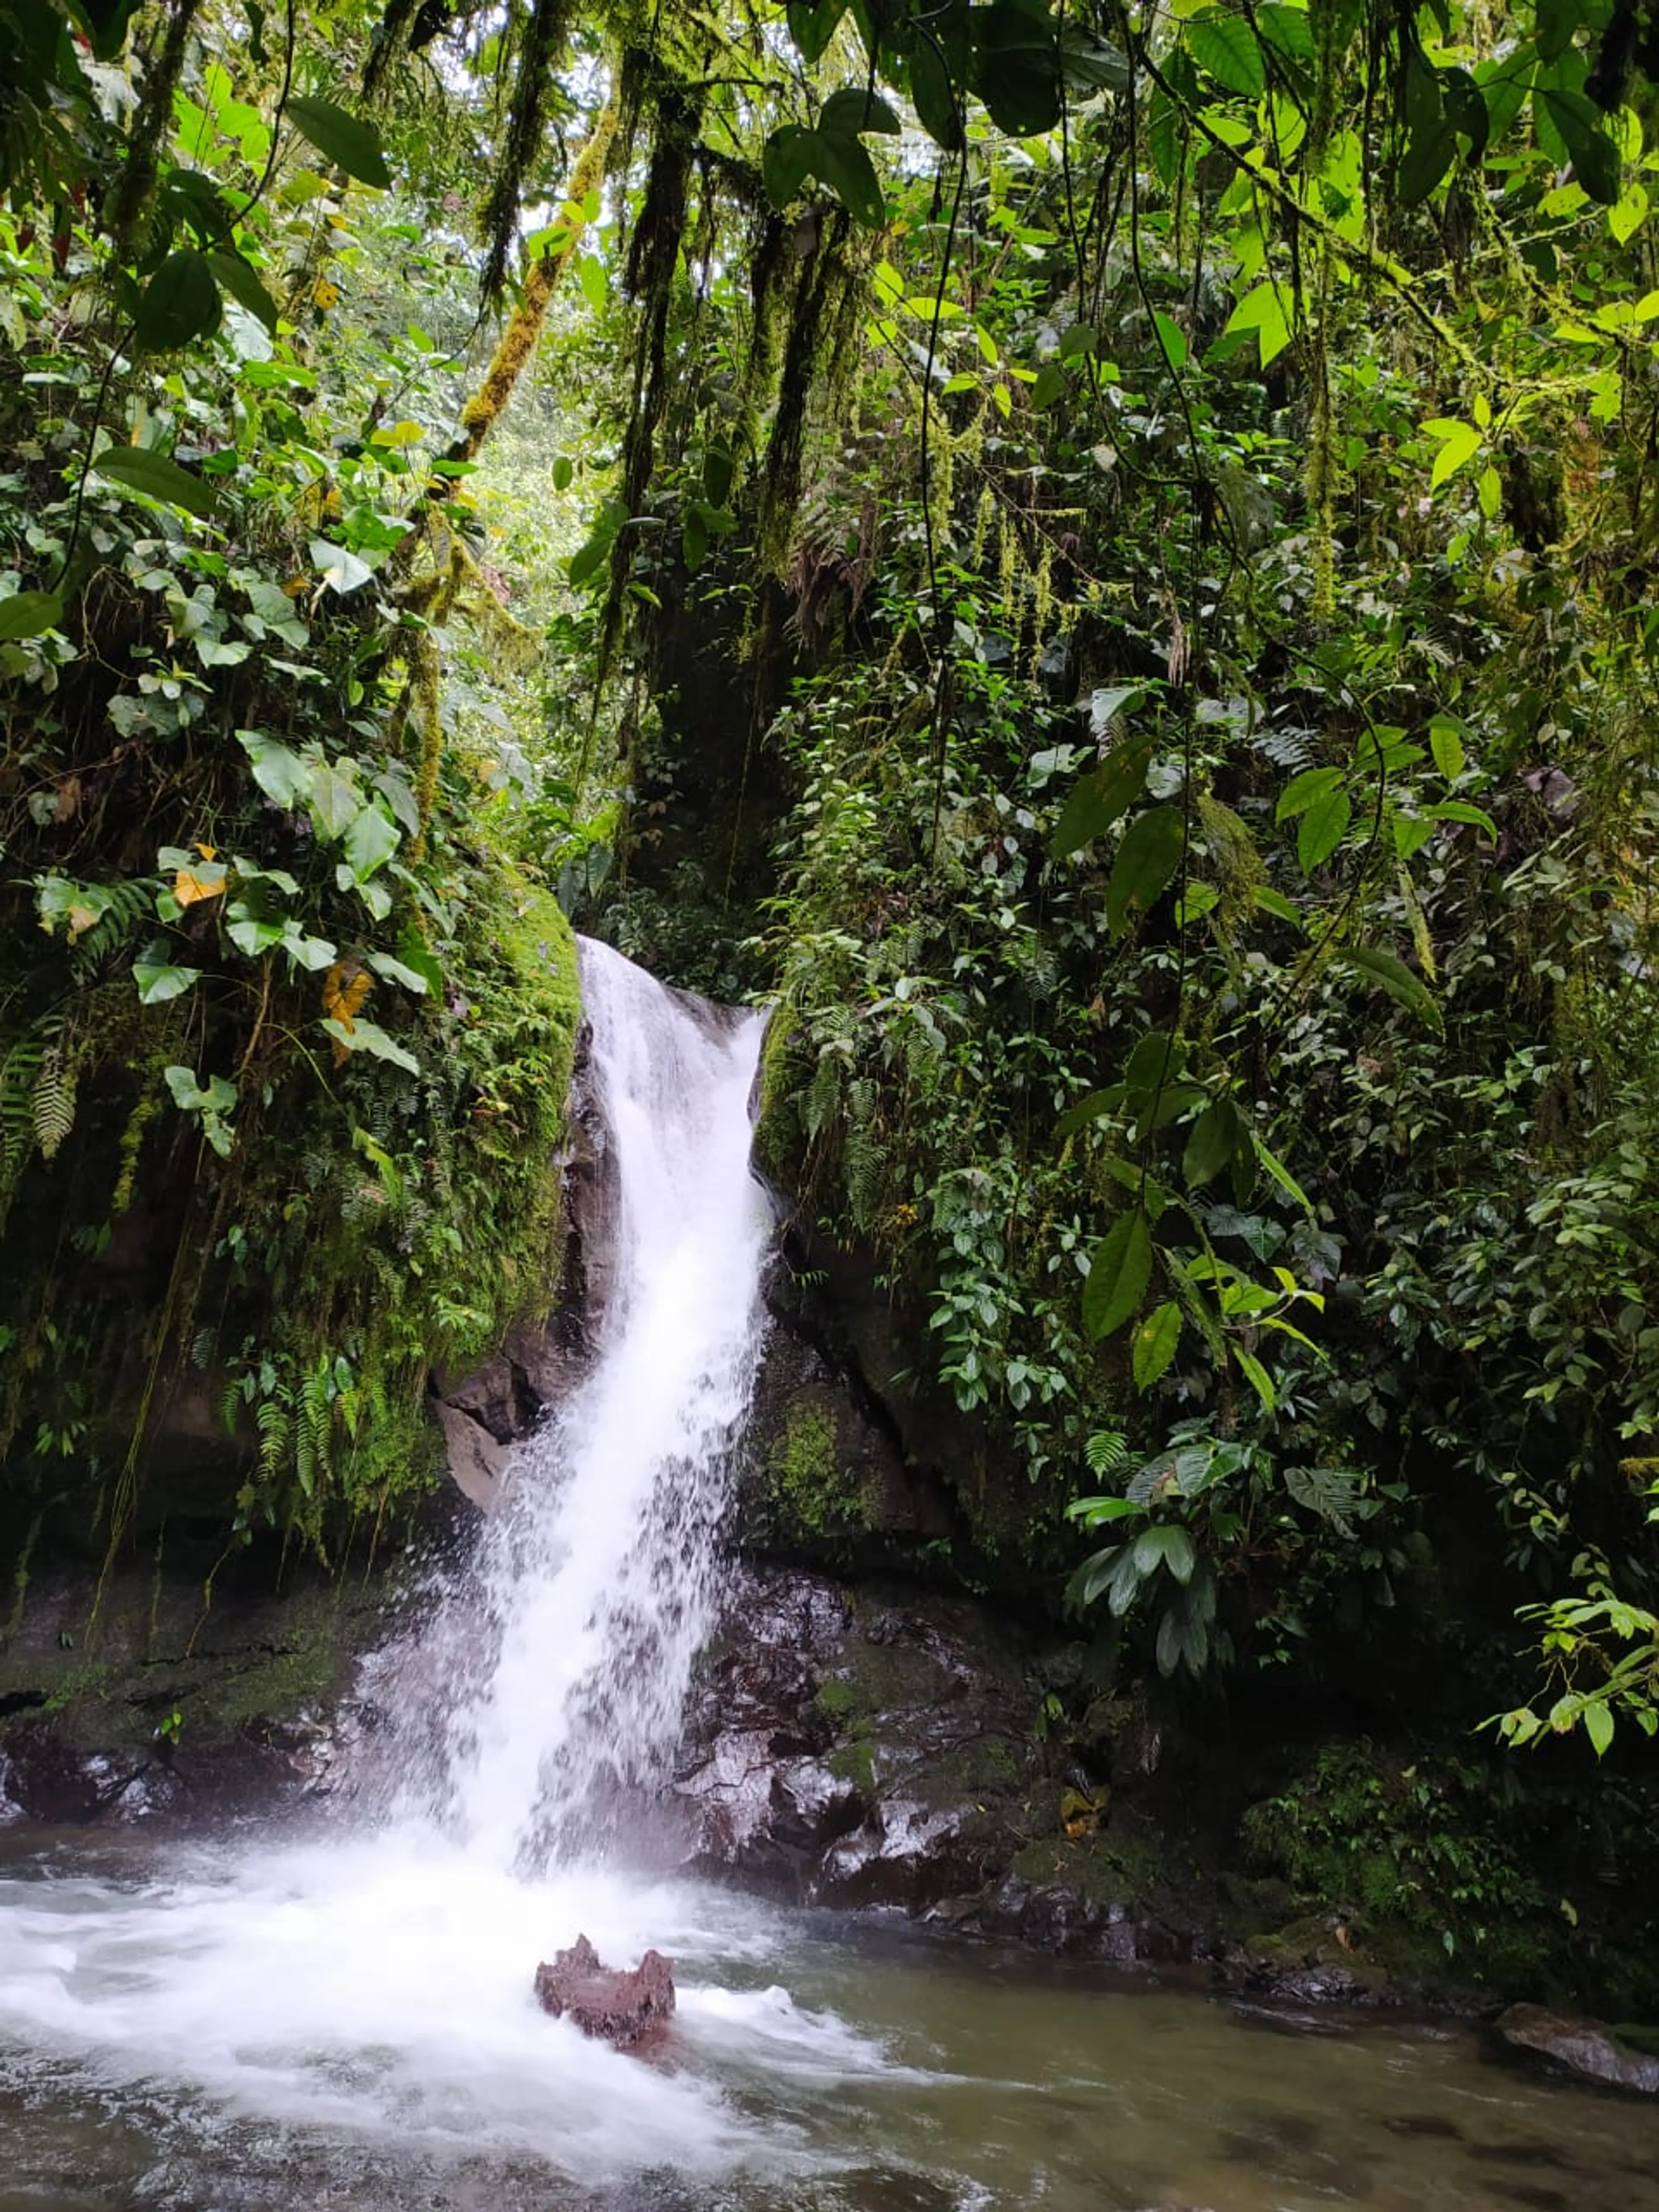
[755,210,853,577]
[106,0,206,261]
[478,0,577,303]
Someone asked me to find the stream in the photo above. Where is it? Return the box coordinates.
[1,941,1653,2210]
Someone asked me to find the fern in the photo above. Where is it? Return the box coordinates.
[1084,1429,1131,1480]
[31,1039,75,1163]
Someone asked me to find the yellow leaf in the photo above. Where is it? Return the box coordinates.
[313,276,340,309]
[67,903,99,938]
[174,866,226,906]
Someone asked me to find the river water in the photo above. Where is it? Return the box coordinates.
[0,943,1653,2209]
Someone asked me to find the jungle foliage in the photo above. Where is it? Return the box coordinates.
[3,0,1659,1811]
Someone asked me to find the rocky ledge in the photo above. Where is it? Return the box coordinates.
[665,1565,1426,2001]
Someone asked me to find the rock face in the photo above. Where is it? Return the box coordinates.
[667,1565,1201,1967]
[534,1934,676,2052]
[1496,2004,1659,2094]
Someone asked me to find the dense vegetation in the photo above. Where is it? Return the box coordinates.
[3,0,1659,1992]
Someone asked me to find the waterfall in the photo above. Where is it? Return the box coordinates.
[393,936,771,1869]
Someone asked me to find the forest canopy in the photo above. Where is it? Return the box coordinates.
[2,0,1659,1781]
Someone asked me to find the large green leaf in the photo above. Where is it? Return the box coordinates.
[133,251,222,353]
[93,447,219,519]
[807,127,886,227]
[1105,805,1184,934]
[1186,12,1265,98]
[1297,784,1351,873]
[0,590,63,641]
[907,35,964,148]
[1083,1207,1153,1341]
[343,799,400,881]
[287,95,391,188]
[204,248,279,334]
[1183,1096,1244,1189]
[322,1016,419,1072]
[1342,944,1444,1033]
[133,959,202,1005]
[1131,1301,1183,1392]
[762,124,818,208]
[786,0,847,64]
[239,731,310,809]
[972,3,1063,136]
[1134,1523,1197,1584]
[820,86,902,136]
[1052,743,1151,859]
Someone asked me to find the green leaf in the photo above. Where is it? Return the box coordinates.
[1135,1523,1198,1584]
[762,124,817,209]
[239,730,310,809]
[1032,361,1069,410]
[907,36,964,148]
[394,929,444,996]
[321,1016,419,1073]
[1542,88,1621,204]
[1583,1700,1615,1757]
[787,0,846,64]
[1426,799,1498,840]
[1297,784,1351,872]
[1425,416,1481,489]
[307,760,360,840]
[1105,806,1184,934]
[1342,944,1444,1033]
[1223,281,1291,368]
[134,960,202,1004]
[365,950,429,995]
[134,251,222,353]
[1236,1348,1277,1413]
[204,249,279,333]
[1083,1208,1153,1341]
[1252,885,1304,927]
[280,924,337,972]
[1183,1096,1244,1189]
[0,590,63,641]
[1051,741,1150,858]
[820,86,902,136]
[286,94,391,188]
[1131,1301,1183,1392]
[309,537,373,594]
[1398,118,1457,204]
[1187,12,1266,98]
[806,127,886,227]
[1055,1088,1122,1139]
[1152,310,1188,370]
[1428,716,1466,781]
[973,4,1063,136]
[343,800,400,881]
[93,447,219,519]
[1250,1131,1313,1214]
[1275,764,1343,822]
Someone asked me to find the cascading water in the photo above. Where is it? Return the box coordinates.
[3,944,1648,2212]
[393,934,772,1869]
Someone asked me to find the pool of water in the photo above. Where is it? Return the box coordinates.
[0,1828,1651,2212]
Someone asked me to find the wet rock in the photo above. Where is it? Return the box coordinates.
[1495,2003,1659,2094]
[534,1934,676,2052]
[670,1565,1213,1966]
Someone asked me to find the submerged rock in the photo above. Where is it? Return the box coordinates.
[1495,2003,1659,2094]
[534,1934,677,2052]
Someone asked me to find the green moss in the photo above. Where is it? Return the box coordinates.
[764,1395,876,1545]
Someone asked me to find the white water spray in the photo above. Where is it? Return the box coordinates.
[416,934,771,1866]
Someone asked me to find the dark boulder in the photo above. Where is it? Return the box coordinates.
[533,1934,677,2052]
